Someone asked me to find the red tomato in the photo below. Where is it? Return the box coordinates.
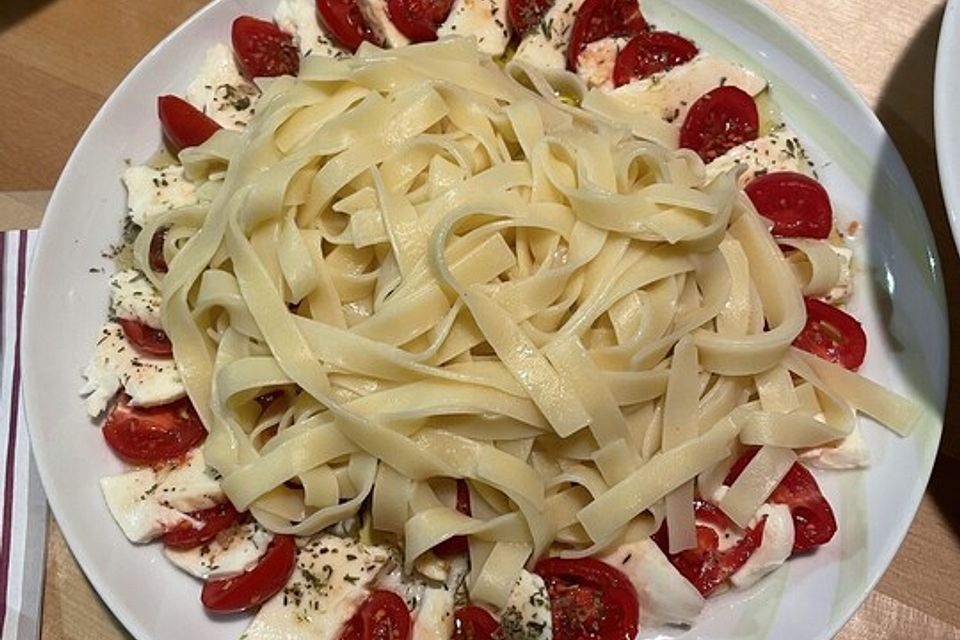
[453,606,500,640]
[232,16,300,78]
[157,95,221,153]
[433,479,471,556]
[567,0,648,70]
[612,31,698,87]
[652,508,765,596]
[725,448,838,553]
[745,172,833,239]
[317,0,382,52]
[534,557,639,640]
[337,590,412,640]
[387,0,455,42]
[102,395,207,465]
[161,502,242,549]
[202,534,297,613]
[149,227,168,273]
[793,298,867,370]
[678,86,759,162]
[119,319,173,358]
[508,0,555,36]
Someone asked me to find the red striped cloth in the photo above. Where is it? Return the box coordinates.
[0,230,45,640]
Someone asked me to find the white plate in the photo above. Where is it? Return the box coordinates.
[23,1,947,639]
[936,0,960,246]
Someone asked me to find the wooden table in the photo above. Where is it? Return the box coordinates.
[2,0,958,638]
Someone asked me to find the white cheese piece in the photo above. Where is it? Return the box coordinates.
[823,245,854,305]
[357,0,410,48]
[513,0,588,71]
[576,37,627,90]
[109,269,163,329]
[437,0,510,56]
[412,587,455,640]
[122,165,198,227]
[154,448,225,513]
[500,570,552,640]
[275,0,346,58]
[377,563,428,611]
[165,522,273,581]
[79,321,185,416]
[185,44,260,130]
[244,535,391,640]
[801,426,869,470]
[610,53,767,124]
[601,539,704,627]
[706,126,814,187]
[730,504,795,589]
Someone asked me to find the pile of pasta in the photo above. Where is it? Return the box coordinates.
[132,37,922,608]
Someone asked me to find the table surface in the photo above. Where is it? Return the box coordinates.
[2,0,958,638]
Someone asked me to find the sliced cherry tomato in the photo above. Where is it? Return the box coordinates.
[119,318,173,358]
[678,86,759,163]
[337,589,412,640]
[725,448,838,553]
[161,502,242,549]
[508,0,555,36]
[387,0,455,42]
[793,298,867,370]
[202,534,297,613]
[745,172,833,239]
[317,0,382,52]
[102,395,207,465]
[232,16,300,79]
[535,557,639,640]
[612,31,698,87]
[567,0,648,70]
[652,509,765,596]
[157,95,221,153]
[434,479,471,556]
[453,606,500,640]
[149,227,168,273]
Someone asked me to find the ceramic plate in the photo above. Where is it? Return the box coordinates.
[936,0,960,247]
[23,1,947,639]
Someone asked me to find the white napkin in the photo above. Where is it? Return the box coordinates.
[0,230,46,639]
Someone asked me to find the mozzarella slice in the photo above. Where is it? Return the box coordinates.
[154,447,225,513]
[801,426,869,470]
[357,0,410,48]
[100,468,198,543]
[513,0,588,71]
[110,268,162,329]
[244,535,391,640]
[730,504,795,589]
[601,539,704,627]
[165,522,273,581]
[823,245,854,306]
[706,126,814,187]
[412,586,455,640]
[576,37,628,91]
[500,570,552,640]
[185,44,260,130]
[437,0,510,56]
[275,0,346,58]
[609,54,767,124]
[122,165,198,227]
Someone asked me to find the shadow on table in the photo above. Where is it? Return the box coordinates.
[0,0,58,32]
[870,1,960,536]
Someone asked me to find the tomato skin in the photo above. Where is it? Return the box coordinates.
[161,502,242,549]
[508,0,555,36]
[679,86,759,163]
[232,16,300,78]
[202,534,297,613]
[148,227,168,273]
[157,95,221,152]
[102,395,207,465]
[612,31,698,87]
[567,0,648,70]
[119,319,173,358]
[453,606,500,640]
[317,0,382,52]
[337,589,412,640]
[793,298,867,370]
[535,557,639,640]
[387,0,455,42]
[745,172,833,239]
[434,479,471,556]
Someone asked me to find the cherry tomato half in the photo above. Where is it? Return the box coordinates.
[157,95,221,153]
[508,0,555,36]
[232,16,300,78]
[161,502,242,549]
[567,0,648,70]
[317,0,382,52]
[434,479,471,556]
[725,448,838,553]
[745,171,833,239]
[102,395,206,465]
[201,534,297,613]
[793,297,867,370]
[612,31,698,87]
[679,86,759,163]
[453,606,500,640]
[387,0,455,42]
[119,318,173,358]
[535,557,639,640]
[148,227,168,273]
[337,589,412,640]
